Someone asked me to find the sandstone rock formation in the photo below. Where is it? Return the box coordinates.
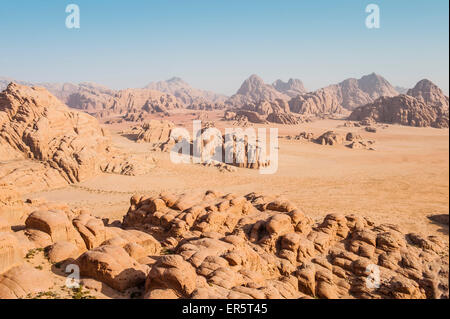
[0,190,447,299]
[226,99,304,125]
[349,94,449,128]
[135,120,175,144]
[338,73,399,110]
[122,190,449,299]
[285,131,376,150]
[0,83,155,194]
[407,79,449,113]
[62,82,115,113]
[187,102,225,111]
[109,88,182,116]
[315,131,345,146]
[227,75,290,106]
[287,73,398,116]
[0,264,54,298]
[288,91,346,116]
[285,132,315,142]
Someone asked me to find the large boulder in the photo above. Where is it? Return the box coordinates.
[77,245,149,292]
[0,264,53,299]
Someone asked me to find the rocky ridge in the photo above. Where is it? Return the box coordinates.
[1,189,447,299]
[0,83,155,194]
[349,79,449,128]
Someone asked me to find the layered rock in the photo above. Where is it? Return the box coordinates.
[0,194,162,295]
[406,79,449,112]
[62,82,115,113]
[109,88,182,116]
[122,190,449,299]
[227,99,303,125]
[315,131,345,146]
[0,190,447,299]
[0,83,155,194]
[285,131,376,150]
[135,120,175,144]
[0,83,110,183]
[187,102,225,111]
[0,264,54,298]
[288,90,346,116]
[195,129,272,170]
[288,73,398,116]
[349,94,449,128]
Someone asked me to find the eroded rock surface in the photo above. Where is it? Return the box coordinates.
[349,80,449,128]
[0,190,447,299]
[123,191,449,299]
[0,83,155,193]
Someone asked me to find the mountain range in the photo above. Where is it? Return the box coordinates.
[1,74,448,127]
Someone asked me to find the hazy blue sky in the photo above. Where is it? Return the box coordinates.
[0,0,448,95]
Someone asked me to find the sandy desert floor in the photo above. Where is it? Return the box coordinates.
[27,112,449,247]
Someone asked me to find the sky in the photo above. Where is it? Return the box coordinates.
[0,0,448,95]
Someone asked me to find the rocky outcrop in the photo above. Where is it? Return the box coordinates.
[288,90,346,116]
[288,73,398,116]
[266,112,300,125]
[187,102,225,110]
[407,79,449,112]
[0,83,155,194]
[0,83,110,183]
[227,99,304,125]
[339,73,399,110]
[0,190,447,299]
[284,131,376,150]
[349,79,449,128]
[349,94,449,128]
[135,120,175,144]
[315,131,345,146]
[109,88,182,116]
[122,190,449,299]
[63,82,115,113]
[0,264,54,298]
[227,75,290,106]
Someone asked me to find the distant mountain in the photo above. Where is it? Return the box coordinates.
[335,73,399,110]
[109,88,182,116]
[272,78,306,98]
[145,77,227,106]
[394,86,409,94]
[349,79,449,128]
[407,79,449,111]
[286,73,398,116]
[1,78,116,113]
[227,74,290,106]
[225,73,399,117]
[0,77,34,91]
